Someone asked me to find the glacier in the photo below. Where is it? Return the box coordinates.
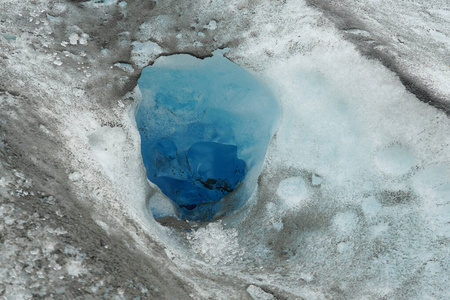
[0,0,449,299]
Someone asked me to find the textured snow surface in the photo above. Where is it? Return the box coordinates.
[308,0,450,110]
[1,0,449,299]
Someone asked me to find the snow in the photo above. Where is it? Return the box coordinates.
[187,221,244,265]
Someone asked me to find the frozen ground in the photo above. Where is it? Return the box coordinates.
[0,0,449,299]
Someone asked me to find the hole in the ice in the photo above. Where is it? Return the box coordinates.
[136,49,279,221]
[180,204,197,211]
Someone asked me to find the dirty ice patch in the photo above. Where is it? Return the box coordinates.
[131,41,163,68]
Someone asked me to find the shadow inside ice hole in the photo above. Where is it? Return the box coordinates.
[136,49,280,221]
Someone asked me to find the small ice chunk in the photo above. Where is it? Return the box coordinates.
[246,285,275,300]
[206,20,217,30]
[150,142,246,219]
[66,260,87,277]
[79,33,89,45]
[311,174,322,186]
[68,33,79,45]
[53,60,62,66]
[114,62,134,73]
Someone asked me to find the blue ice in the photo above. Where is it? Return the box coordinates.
[136,50,279,221]
[1,34,16,41]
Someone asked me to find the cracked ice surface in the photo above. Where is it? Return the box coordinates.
[0,0,449,299]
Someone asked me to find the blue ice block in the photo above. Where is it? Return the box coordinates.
[136,50,279,221]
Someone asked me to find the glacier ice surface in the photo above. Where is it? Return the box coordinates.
[1,0,449,298]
